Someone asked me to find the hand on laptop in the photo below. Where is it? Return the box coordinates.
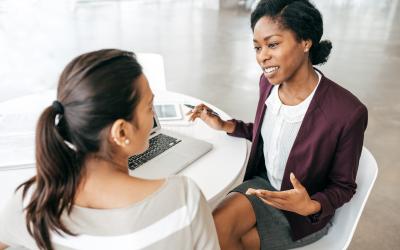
[186,103,235,133]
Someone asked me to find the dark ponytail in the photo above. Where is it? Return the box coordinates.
[251,0,332,65]
[20,106,80,250]
[18,49,143,249]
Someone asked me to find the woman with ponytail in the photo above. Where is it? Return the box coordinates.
[0,49,220,250]
[188,0,367,249]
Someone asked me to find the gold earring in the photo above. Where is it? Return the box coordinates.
[124,139,130,145]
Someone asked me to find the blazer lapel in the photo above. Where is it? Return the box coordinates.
[245,77,273,179]
[253,80,273,142]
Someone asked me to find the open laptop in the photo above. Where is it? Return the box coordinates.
[128,112,212,179]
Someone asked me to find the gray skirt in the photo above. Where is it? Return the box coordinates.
[230,174,331,250]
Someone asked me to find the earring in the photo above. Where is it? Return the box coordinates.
[124,139,130,145]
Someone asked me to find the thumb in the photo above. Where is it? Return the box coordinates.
[290,172,302,189]
[200,108,208,119]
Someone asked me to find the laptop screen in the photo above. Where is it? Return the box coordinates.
[153,117,157,129]
[150,112,161,135]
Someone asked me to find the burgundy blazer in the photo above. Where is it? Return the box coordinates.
[228,70,368,240]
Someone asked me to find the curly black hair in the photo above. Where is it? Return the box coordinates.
[251,0,332,65]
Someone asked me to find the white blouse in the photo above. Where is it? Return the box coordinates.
[261,71,322,190]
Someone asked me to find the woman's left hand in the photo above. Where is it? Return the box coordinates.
[246,173,321,216]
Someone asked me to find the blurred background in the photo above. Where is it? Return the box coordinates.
[0,0,399,249]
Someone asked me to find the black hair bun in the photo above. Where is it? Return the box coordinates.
[310,40,332,65]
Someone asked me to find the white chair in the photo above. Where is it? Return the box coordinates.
[136,53,167,91]
[295,147,378,250]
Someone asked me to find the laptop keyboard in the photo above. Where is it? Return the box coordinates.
[128,133,181,170]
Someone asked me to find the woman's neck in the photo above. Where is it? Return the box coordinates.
[86,154,128,174]
[74,155,134,208]
[278,62,319,106]
[74,154,165,209]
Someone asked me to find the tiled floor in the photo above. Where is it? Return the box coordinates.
[0,0,399,249]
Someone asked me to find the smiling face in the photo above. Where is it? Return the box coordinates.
[253,16,311,85]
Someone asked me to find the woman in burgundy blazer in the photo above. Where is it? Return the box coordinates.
[188,0,367,249]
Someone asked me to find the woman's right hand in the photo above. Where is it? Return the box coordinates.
[186,103,227,131]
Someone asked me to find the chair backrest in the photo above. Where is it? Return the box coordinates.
[295,147,378,250]
[136,53,167,91]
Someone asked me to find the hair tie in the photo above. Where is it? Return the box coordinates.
[52,100,64,115]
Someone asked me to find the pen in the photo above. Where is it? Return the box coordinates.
[184,104,220,117]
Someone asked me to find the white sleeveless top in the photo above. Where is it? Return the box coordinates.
[261,71,322,190]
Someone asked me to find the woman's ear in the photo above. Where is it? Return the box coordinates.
[110,119,132,147]
[303,39,313,53]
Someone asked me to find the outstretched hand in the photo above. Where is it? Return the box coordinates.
[246,173,321,216]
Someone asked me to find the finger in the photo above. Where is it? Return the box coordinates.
[193,104,207,113]
[290,172,303,190]
[261,196,287,204]
[189,108,203,120]
[190,115,200,122]
[205,109,218,117]
[187,112,198,121]
[185,106,200,119]
[245,188,258,195]
[200,108,213,120]
[256,189,289,200]
[188,112,200,122]
[255,192,287,203]
[187,112,194,121]
[259,197,284,210]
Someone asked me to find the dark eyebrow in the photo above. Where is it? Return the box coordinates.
[253,34,282,43]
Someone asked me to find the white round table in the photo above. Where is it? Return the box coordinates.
[0,90,249,209]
